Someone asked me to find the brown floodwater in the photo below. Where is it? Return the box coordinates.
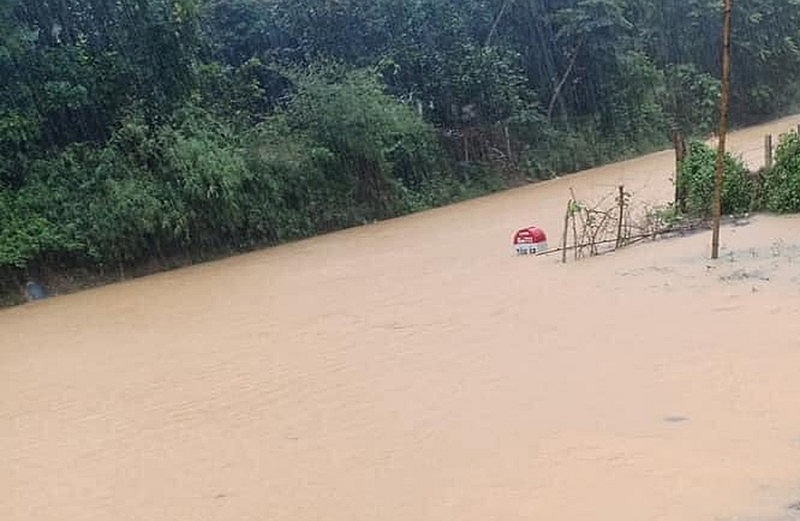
[4,116,800,521]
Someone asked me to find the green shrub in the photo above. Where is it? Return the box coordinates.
[284,64,446,220]
[678,141,753,217]
[763,132,800,213]
[0,187,71,268]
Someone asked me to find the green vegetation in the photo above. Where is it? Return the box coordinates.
[763,132,800,213]
[3,0,800,302]
[678,142,753,217]
[677,132,800,218]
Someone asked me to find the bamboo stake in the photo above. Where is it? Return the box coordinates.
[765,134,773,169]
[561,200,570,264]
[711,0,732,260]
[572,205,579,261]
[616,185,625,249]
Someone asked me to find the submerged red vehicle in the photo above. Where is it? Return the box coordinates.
[513,226,548,255]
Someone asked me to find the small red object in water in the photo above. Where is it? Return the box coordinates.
[513,226,548,255]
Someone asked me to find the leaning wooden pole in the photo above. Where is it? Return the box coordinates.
[711,0,732,260]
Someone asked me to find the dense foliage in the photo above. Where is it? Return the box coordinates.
[763,132,800,213]
[3,0,800,299]
[677,131,800,218]
[677,142,753,217]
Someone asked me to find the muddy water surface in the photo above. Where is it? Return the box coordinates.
[4,116,800,521]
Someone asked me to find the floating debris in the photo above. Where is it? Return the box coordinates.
[719,269,770,282]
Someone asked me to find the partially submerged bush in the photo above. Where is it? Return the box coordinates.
[763,132,800,213]
[678,141,753,217]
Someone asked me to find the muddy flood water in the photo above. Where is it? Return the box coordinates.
[4,116,800,521]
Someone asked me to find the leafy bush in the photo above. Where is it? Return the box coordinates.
[662,63,721,138]
[284,64,447,220]
[678,141,753,217]
[0,187,72,268]
[607,51,669,148]
[763,132,800,213]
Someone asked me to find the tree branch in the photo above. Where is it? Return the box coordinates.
[547,36,585,121]
[485,0,513,48]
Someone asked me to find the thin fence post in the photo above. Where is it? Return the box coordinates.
[572,208,579,261]
[765,134,773,169]
[616,185,625,249]
[561,200,570,264]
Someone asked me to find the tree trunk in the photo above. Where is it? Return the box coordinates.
[485,0,513,48]
[504,124,513,163]
[547,37,585,122]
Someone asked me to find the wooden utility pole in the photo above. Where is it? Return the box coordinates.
[672,128,687,212]
[765,134,773,169]
[711,0,732,260]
